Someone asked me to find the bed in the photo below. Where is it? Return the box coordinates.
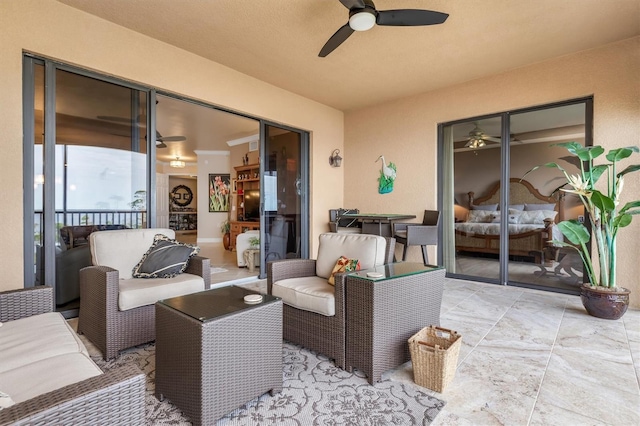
[455,178,563,264]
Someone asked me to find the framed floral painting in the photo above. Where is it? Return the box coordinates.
[209,173,231,212]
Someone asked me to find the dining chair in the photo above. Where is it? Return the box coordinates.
[392,210,440,265]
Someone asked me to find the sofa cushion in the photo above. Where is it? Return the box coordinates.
[90,228,175,279]
[272,276,335,316]
[0,353,102,404]
[0,312,87,374]
[132,234,199,278]
[118,273,205,311]
[316,233,387,279]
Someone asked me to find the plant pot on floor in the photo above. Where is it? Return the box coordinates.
[580,285,630,320]
[223,233,231,251]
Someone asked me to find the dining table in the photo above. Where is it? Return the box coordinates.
[340,213,416,237]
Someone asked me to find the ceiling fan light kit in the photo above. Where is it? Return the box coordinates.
[349,9,376,31]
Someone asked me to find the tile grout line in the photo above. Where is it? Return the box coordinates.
[525,294,569,425]
[622,316,640,394]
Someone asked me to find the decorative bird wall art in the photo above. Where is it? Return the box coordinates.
[376,155,397,194]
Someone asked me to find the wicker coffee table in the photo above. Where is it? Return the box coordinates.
[345,262,445,384]
[155,286,282,426]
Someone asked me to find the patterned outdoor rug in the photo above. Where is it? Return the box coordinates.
[93,342,445,425]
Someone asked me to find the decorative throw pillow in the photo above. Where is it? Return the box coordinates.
[328,256,361,286]
[519,210,557,224]
[132,234,200,278]
[467,210,489,223]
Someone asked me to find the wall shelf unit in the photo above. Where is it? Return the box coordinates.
[235,163,260,221]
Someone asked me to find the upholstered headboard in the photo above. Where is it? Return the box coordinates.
[467,178,562,221]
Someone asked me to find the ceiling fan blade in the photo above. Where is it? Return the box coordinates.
[339,0,365,9]
[156,141,167,149]
[376,9,449,26]
[158,135,187,142]
[97,114,146,125]
[319,23,355,57]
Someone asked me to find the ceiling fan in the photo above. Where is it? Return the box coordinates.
[464,122,523,149]
[465,122,498,149]
[319,0,449,57]
[96,114,186,148]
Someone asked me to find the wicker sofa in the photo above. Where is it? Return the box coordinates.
[0,286,145,425]
[267,233,395,369]
[78,228,210,360]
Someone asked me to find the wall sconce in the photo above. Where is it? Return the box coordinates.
[329,149,342,167]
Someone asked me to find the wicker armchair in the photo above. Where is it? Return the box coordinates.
[0,286,145,425]
[267,233,394,369]
[78,228,210,360]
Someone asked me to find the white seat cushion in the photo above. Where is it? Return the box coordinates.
[90,228,175,279]
[315,233,387,279]
[0,312,87,374]
[0,353,102,404]
[272,276,335,316]
[118,273,205,311]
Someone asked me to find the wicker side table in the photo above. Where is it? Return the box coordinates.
[155,286,282,426]
[345,262,445,384]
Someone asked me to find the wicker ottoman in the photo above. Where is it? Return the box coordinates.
[155,286,282,426]
[345,262,445,384]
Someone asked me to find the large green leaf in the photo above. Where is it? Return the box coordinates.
[620,201,640,215]
[618,164,640,177]
[606,147,635,162]
[614,213,633,228]
[591,190,615,213]
[589,165,608,185]
[558,220,590,245]
[552,142,583,155]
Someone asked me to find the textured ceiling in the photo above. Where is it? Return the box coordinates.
[57,0,640,112]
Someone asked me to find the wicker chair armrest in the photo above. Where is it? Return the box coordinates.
[185,255,211,288]
[267,258,317,294]
[0,364,145,426]
[0,286,53,322]
[384,237,396,264]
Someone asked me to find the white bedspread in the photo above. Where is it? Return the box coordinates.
[455,223,564,241]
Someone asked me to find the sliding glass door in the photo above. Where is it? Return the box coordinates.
[24,56,150,314]
[441,99,591,293]
[259,123,309,277]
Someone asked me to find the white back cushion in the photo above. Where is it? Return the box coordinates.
[316,233,387,279]
[90,228,175,279]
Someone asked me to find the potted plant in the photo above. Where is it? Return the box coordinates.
[526,142,640,319]
[248,236,260,249]
[220,219,231,251]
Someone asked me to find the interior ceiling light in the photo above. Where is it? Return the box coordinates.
[465,138,486,149]
[349,9,376,31]
[170,157,185,168]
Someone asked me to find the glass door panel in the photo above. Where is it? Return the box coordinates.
[33,65,148,312]
[449,117,503,281]
[508,104,586,292]
[261,125,304,276]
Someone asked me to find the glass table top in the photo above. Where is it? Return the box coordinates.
[157,285,280,323]
[349,262,444,281]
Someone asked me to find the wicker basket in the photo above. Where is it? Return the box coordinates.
[408,326,462,392]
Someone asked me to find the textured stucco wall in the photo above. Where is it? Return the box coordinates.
[345,37,640,307]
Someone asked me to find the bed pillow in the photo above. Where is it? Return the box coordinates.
[132,234,200,278]
[508,204,525,211]
[488,211,522,224]
[519,210,558,224]
[467,210,489,223]
[328,256,361,285]
[524,203,556,211]
[471,203,498,211]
